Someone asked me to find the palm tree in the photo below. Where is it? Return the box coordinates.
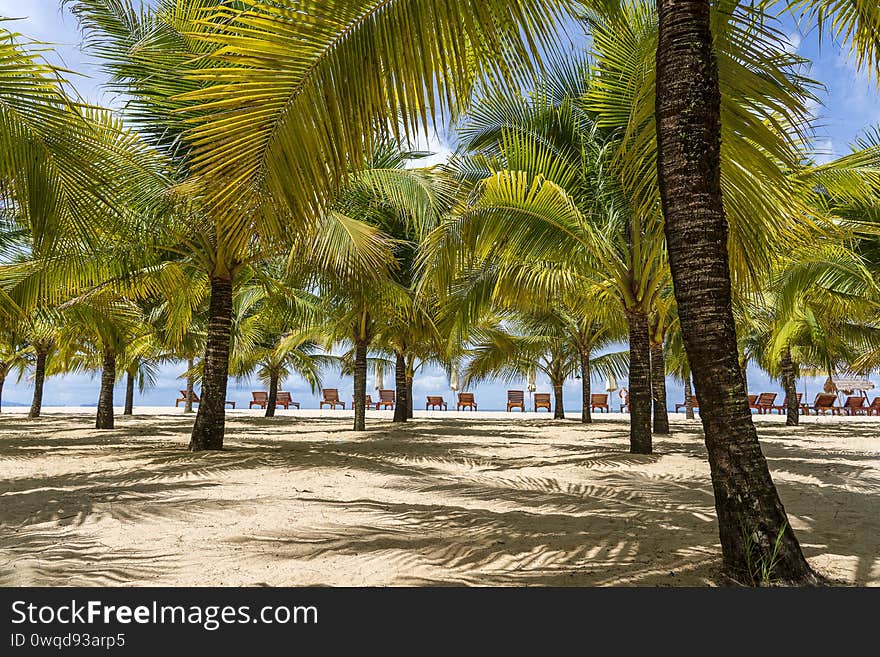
[0,326,30,412]
[55,299,150,429]
[429,57,669,451]
[24,312,59,419]
[69,0,555,447]
[119,332,164,416]
[649,0,880,582]
[228,278,327,417]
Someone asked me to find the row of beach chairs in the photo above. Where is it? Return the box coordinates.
[177,388,880,416]
[674,392,880,416]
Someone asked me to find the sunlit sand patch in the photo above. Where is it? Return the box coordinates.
[0,411,877,586]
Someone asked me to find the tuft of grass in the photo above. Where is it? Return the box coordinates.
[742,521,788,586]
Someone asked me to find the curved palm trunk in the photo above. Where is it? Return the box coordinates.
[265,370,279,418]
[780,348,799,427]
[96,348,116,429]
[656,0,815,583]
[651,342,670,434]
[0,374,5,413]
[190,277,233,451]
[184,357,195,413]
[28,347,47,419]
[393,352,407,423]
[123,369,135,416]
[552,380,565,420]
[626,311,652,454]
[353,339,368,431]
[406,373,414,419]
[581,351,592,423]
[684,376,695,420]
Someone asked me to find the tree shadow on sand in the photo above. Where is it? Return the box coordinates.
[0,415,876,586]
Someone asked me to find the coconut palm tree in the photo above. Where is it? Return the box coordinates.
[54,298,151,429]
[590,0,868,583]
[427,56,669,451]
[227,276,328,417]
[23,312,60,419]
[0,326,30,412]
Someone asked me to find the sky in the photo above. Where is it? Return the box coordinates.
[0,1,877,410]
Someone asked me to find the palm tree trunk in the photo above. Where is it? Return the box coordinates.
[581,351,592,423]
[656,0,815,584]
[265,370,279,418]
[96,348,116,429]
[28,347,47,419]
[0,374,5,413]
[393,352,407,423]
[190,276,233,451]
[406,369,414,419]
[626,310,652,454]
[184,357,195,413]
[684,375,695,420]
[353,338,368,431]
[552,380,565,420]
[780,348,799,427]
[123,369,135,416]
[651,341,670,434]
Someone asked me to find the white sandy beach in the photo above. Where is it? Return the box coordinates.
[1,408,878,586]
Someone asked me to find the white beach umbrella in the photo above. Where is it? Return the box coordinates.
[527,367,537,393]
[605,374,618,392]
[449,369,459,392]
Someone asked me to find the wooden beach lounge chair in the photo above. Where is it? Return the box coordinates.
[747,394,758,411]
[457,392,477,411]
[353,394,375,408]
[675,394,699,413]
[590,393,609,413]
[249,391,268,409]
[842,396,867,416]
[507,390,525,412]
[812,393,840,415]
[426,395,447,410]
[177,390,234,408]
[534,393,551,412]
[377,389,396,410]
[176,390,199,407]
[772,393,808,415]
[868,397,880,416]
[276,392,300,410]
[754,392,778,414]
[320,388,345,409]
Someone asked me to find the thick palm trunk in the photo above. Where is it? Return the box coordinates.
[780,348,799,427]
[123,369,135,416]
[184,357,195,413]
[190,277,233,451]
[96,348,116,429]
[265,371,279,418]
[651,341,670,434]
[393,352,407,423]
[552,380,565,419]
[28,348,47,419]
[353,339,368,431]
[626,311,652,454]
[581,351,592,424]
[656,0,815,584]
[684,376,695,420]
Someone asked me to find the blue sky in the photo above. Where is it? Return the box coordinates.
[0,1,877,410]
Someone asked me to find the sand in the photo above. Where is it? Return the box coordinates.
[1,408,878,586]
